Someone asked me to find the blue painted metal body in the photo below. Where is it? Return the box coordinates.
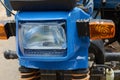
[16,7,90,70]
[4,0,12,17]
[94,0,120,8]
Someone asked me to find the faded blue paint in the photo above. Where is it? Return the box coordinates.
[15,7,90,70]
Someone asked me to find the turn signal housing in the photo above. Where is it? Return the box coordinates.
[0,21,16,40]
[89,19,115,40]
[0,23,8,40]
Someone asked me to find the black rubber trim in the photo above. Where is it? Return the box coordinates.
[0,20,16,39]
[5,21,16,37]
[76,21,89,37]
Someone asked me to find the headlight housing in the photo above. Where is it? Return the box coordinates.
[19,21,67,56]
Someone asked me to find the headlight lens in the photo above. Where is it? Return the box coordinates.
[19,22,67,50]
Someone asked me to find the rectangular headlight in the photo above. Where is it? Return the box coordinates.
[19,21,67,56]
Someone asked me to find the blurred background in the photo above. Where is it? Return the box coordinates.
[0,1,19,80]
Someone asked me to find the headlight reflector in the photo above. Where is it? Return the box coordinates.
[19,22,67,56]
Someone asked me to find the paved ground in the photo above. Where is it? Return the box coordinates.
[0,2,19,80]
[0,37,19,80]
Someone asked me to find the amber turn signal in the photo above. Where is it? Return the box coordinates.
[89,19,115,40]
[0,23,8,40]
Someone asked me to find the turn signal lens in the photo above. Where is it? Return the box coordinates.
[0,23,7,40]
[89,19,115,40]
